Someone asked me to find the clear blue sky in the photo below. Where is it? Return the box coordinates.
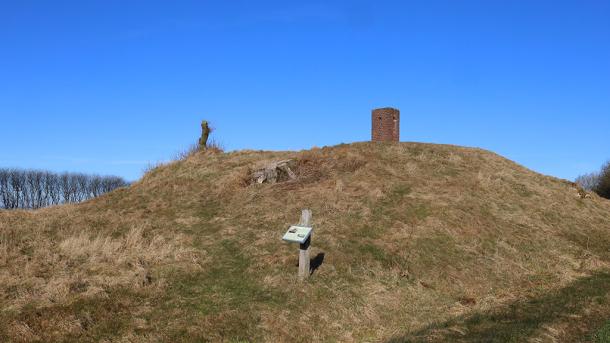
[1,1,609,181]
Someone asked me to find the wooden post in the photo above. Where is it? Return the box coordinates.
[298,209,312,280]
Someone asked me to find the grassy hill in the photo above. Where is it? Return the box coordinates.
[1,142,609,342]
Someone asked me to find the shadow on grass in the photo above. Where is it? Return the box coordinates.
[387,271,610,343]
[310,252,325,275]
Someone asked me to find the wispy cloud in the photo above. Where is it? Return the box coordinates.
[42,155,151,166]
[108,160,152,165]
[256,4,346,24]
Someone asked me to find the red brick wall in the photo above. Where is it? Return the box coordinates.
[372,108,400,142]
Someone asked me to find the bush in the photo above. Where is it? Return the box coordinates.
[575,173,600,191]
[595,162,610,199]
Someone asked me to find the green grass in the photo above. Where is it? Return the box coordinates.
[388,272,610,343]
[150,239,287,341]
[594,321,610,343]
[356,242,405,268]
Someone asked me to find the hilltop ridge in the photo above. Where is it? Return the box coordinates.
[1,142,609,342]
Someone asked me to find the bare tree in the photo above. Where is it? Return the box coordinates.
[90,175,103,197]
[9,169,24,209]
[101,176,127,193]
[0,168,128,210]
[25,170,45,209]
[45,172,60,206]
[74,173,90,202]
[575,172,600,192]
[0,169,9,209]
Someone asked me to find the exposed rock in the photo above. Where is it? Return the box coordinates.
[251,160,297,184]
[575,187,591,199]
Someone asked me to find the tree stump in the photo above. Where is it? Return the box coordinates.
[199,121,211,149]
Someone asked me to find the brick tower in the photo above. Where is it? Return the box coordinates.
[371,107,400,142]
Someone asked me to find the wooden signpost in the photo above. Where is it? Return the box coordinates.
[282,209,313,280]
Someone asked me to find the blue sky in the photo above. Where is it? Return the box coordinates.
[1,1,609,181]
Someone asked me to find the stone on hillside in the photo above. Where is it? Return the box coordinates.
[251,160,296,184]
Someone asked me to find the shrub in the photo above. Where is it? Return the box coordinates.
[595,162,610,199]
[575,172,600,191]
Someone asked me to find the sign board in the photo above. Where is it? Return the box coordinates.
[282,225,313,244]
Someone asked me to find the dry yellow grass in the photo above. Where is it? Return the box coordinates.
[0,142,609,342]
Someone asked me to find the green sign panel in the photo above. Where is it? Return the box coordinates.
[282,225,312,244]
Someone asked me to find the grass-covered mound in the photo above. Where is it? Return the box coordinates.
[1,142,609,342]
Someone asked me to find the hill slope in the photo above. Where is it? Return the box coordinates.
[1,142,609,342]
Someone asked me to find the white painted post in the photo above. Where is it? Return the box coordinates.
[298,209,312,280]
